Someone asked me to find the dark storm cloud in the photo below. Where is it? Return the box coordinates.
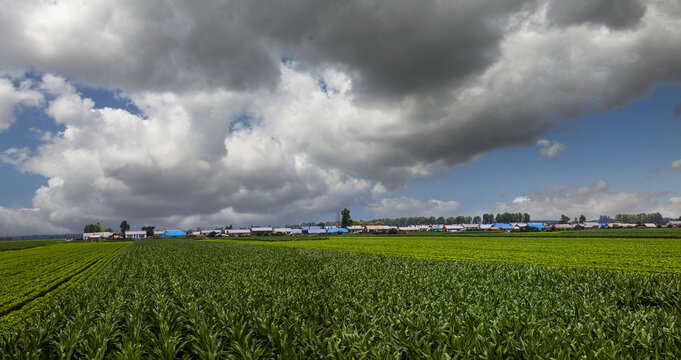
[0,0,536,98]
[547,0,646,29]
[255,0,535,99]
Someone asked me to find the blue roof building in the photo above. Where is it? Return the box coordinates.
[164,230,186,237]
[327,228,349,234]
[492,223,514,230]
[528,223,546,230]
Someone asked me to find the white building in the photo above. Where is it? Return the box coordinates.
[83,232,113,240]
[125,231,147,240]
[226,229,251,236]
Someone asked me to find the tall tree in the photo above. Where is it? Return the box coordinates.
[523,213,531,223]
[341,208,352,228]
[579,214,586,223]
[559,215,570,224]
[473,216,481,224]
[120,220,130,238]
[141,226,155,237]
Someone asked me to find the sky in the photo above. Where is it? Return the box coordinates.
[0,0,680,235]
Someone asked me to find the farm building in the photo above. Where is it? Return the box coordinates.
[251,227,273,235]
[347,225,364,233]
[480,224,493,231]
[582,223,601,229]
[124,231,147,240]
[153,231,164,238]
[463,224,480,231]
[643,223,657,228]
[491,224,514,231]
[164,230,186,237]
[302,226,327,235]
[83,232,113,241]
[666,221,681,227]
[226,229,251,236]
[398,226,420,234]
[273,227,294,235]
[430,225,444,231]
[327,228,349,234]
[527,223,547,230]
[363,225,391,233]
[444,225,464,232]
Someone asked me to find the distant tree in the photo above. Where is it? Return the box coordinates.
[371,220,384,225]
[106,228,113,233]
[341,208,352,228]
[84,222,106,233]
[579,214,586,223]
[120,220,130,238]
[679,216,681,221]
[208,231,217,238]
[523,213,531,223]
[598,215,613,223]
[225,224,233,229]
[482,213,494,224]
[141,226,155,237]
[636,219,644,227]
[388,228,398,234]
[317,222,325,228]
[559,215,570,224]
[351,220,362,226]
[473,216,481,224]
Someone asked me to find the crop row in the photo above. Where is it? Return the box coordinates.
[0,242,129,329]
[218,235,681,273]
[2,239,680,358]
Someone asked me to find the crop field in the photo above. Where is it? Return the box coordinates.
[0,242,129,329]
[0,239,65,251]
[1,239,679,358]
[216,235,681,273]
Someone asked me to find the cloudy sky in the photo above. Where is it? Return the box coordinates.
[1,0,680,234]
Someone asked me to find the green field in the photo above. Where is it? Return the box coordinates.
[1,239,680,358]
[0,242,129,329]
[214,235,681,273]
[0,239,65,251]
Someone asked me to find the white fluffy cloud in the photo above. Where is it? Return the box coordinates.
[1,0,681,233]
[671,159,681,170]
[490,180,680,219]
[537,139,567,159]
[0,77,42,132]
[367,197,461,218]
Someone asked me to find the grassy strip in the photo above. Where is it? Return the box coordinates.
[208,235,681,273]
